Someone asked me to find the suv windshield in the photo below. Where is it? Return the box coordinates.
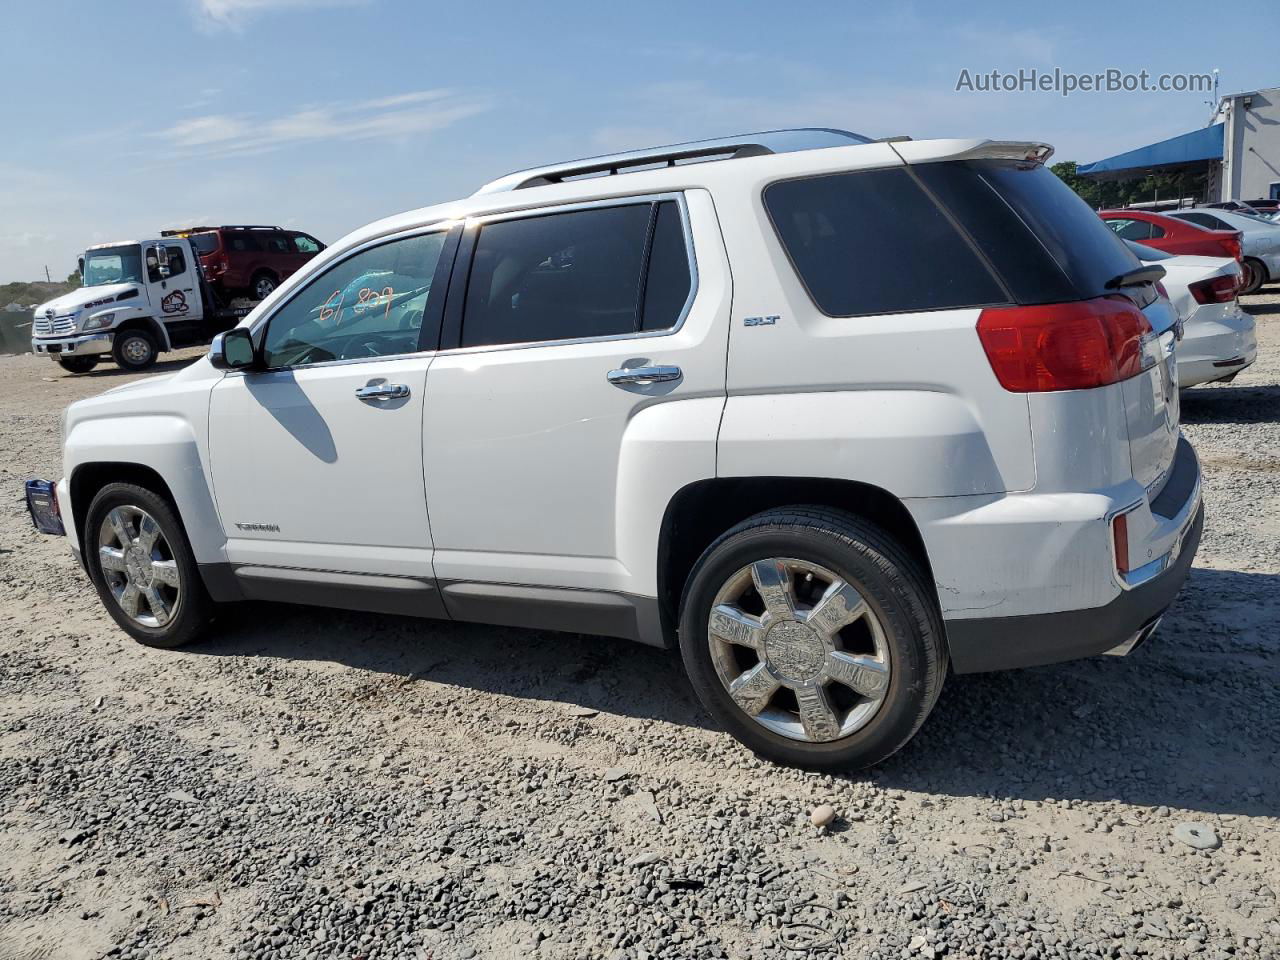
[83,245,143,287]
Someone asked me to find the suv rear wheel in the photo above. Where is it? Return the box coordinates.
[112,328,157,371]
[84,483,212,648]
[251,271,278,300]
[678,507,946,770]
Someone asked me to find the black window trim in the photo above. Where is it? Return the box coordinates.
[243,222,461,373]
[761,165,1018,320]
[437,192,699,354]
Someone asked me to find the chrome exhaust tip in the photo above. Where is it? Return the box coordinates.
[1103,616,1163,657]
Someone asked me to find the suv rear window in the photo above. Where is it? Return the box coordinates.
[914,160,1141,304]
[763,168,1007,316]
[189,232,220,255]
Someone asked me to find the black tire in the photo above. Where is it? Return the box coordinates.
[1240,258,1266,295]
[678,507,947,770]
[57,356,100,374]
[112,328,158,371]
[251,271,278,301]
[84,483,212,649]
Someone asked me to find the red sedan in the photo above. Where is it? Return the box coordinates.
[1098,210,1242,261]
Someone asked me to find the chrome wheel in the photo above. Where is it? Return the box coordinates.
[253,275,277,299]
[97,506,181,628]
[708,557,891,743]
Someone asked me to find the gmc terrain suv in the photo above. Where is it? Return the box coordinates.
[28,129,1203,769]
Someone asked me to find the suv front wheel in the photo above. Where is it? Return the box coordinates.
[84,483,212,648]
[678,507,946,770]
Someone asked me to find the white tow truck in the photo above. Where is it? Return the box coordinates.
[30,236,252,373]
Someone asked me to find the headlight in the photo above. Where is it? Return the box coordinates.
[82,312,115,331]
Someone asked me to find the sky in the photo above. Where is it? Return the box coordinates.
[2,0,1277,283]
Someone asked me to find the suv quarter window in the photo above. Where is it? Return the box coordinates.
[260,230,452,369]
[764,167,1008,316]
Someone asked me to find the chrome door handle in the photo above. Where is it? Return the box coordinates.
[606,365,681,386]
[355,383,410,402]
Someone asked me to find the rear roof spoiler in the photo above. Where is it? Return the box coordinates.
[889,139,1054,166]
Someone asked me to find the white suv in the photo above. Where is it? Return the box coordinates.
[28,129,1203,769]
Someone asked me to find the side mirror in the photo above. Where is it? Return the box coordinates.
[77,256,85,279]
[209,328,256,370]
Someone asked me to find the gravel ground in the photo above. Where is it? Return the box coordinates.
[1,295,1277,960]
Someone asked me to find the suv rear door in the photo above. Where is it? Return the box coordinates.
[421,191,731,618]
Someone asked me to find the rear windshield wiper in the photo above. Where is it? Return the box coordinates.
[1105,264,1166,289]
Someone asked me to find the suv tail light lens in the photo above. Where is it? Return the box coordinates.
[1112,510,1130,576]
[1222,234,1242,260]
[1188,274,1239,305]
[976,296,1155,392]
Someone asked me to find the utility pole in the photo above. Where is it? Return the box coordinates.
[44,265,51,283]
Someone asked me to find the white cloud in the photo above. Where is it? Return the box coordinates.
[194,0,367,28]
[154,89,492,157]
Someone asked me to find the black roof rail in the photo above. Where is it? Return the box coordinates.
[473,128,872,195]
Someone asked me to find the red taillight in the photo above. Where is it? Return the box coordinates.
[1222,235,1242,260]
[1188,273,1239,305]
[976,296,1154,392]
[1112,511,1130,576]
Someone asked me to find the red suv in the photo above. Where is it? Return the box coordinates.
[166,225,326,301]
[1098,210,1242,261]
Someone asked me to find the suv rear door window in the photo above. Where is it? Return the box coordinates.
[461,203,655,348]
[763,168,1006,316]
[640,201,692,331]
[227,233,263,253]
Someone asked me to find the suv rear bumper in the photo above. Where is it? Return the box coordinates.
[944,501,1202,673]
[907,434,1203,673]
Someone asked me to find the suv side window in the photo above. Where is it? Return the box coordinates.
[262,232,447,368]
[640,201,692,331]
[265,232,291,254]
[764,168,1006,316]
[291,233,322,254]
[227,233,262,253]
[460,201,689,349]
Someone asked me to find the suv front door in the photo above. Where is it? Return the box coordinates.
[207,228,458,611]
[422,192,731,626]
